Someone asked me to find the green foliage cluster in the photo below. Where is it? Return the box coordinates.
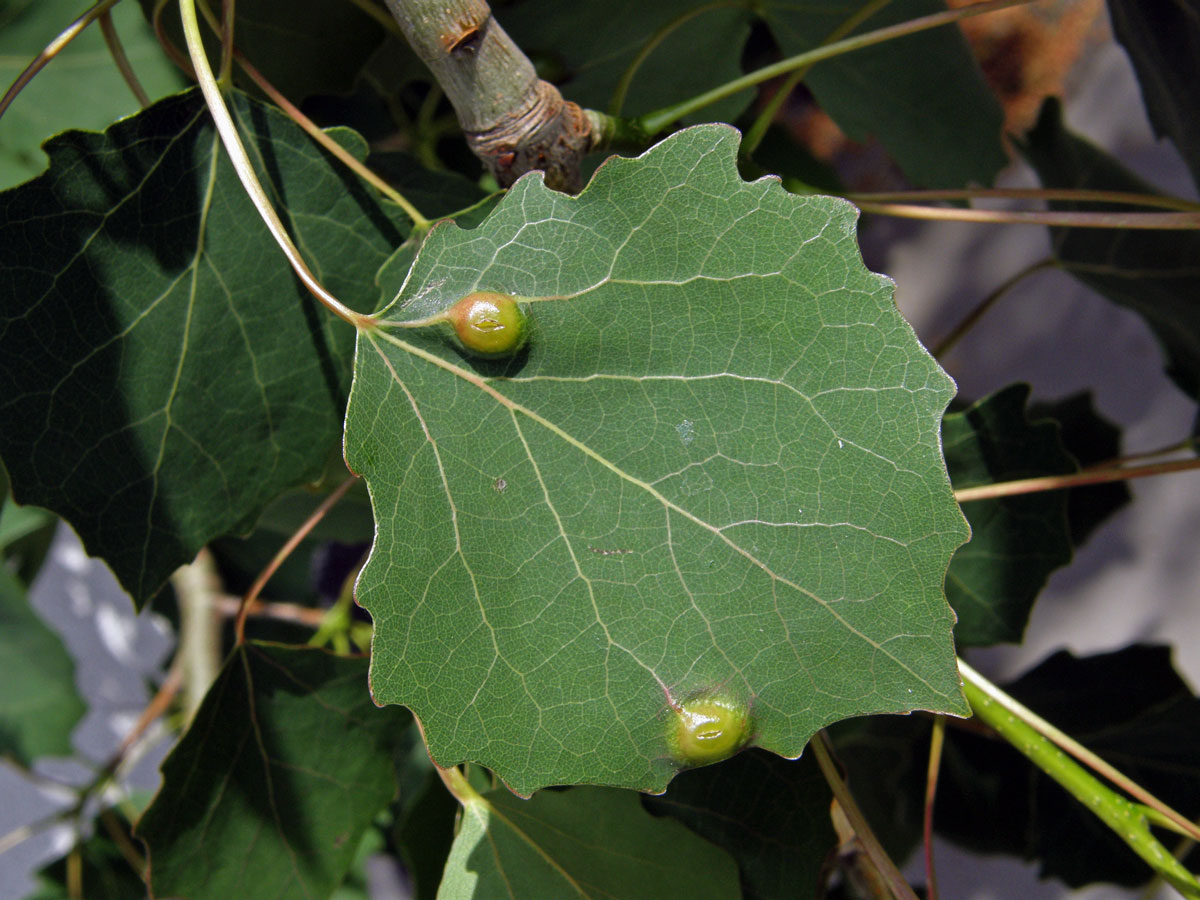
[1,1,1199,898]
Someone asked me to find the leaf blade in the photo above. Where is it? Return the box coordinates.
[347,125,969,794]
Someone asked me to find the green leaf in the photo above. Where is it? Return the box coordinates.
[937,645,1200,889]
[943,385,1075,646]
[136,644,410,900]
[1021,97,1200,402]
[1027,392,1129,548]
[0,0,184,189]
[1107,0,1200,192]
[0,569,86,765]
[761,0,1007,188]
[646,750,834,900]
[346,124,969,795]
[438,786,741,900]
[0,494,57,586]
[139,0,384,103]
[0,89,409,606]
[501,0,754,123]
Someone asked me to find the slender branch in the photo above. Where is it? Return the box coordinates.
[812,732,921,900]
[234,475,360,644]
[635,0,1036,136]
[959,660,1200,843]
[931,257,1057,358]
[385,0,598,191]
[178,0,373,327]
[847,188,1200,212]
[923,717,946,900]
[0,0,122,123]
[959,661,1200,895]
[213,594,328,626]
[233,51,431,229]
[98,10,151,106]
[954,456,1200,503]
[852,201,1200,229]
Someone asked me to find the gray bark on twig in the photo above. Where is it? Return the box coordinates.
[385,0,598,192]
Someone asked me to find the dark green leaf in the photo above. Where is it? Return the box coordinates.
[393,757,458,900]
[1027,392,1130,547]
[827,713,930,864]
[139,0,384,103]
[0,89,409,606]
[438,786,741,900]
[346,124,969,795]
[501,0,755,123]
[137,644,410,900]
[938,645,1200,889]
[943,385,1074,646]
[646,750,835,900]
[0,569,86,765]
[761,0,1006,188]
[1107,0,1200,192]
[1021,97,1200,402]
[0,0,184,189]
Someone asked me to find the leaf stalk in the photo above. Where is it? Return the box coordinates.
[959,660,1200,896]
[177,0,373,328]
[633,0,1037,137]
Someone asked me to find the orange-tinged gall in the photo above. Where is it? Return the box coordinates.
[447,291,528,358]
[668,695,751,767]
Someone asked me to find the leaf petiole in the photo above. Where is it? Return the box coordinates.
[632,0,1036,138]
[959,660,1200,896]
[177,0,374,328]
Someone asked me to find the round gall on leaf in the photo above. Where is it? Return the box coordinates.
[447,291,528,358]
[668,695,751,767]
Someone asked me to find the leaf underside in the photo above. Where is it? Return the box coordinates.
[347,124,969,795]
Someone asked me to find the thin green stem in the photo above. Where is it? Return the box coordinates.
[635,0,1036,137]
[608,1,740,118]
[742,0,892,157]
[852,200,1200,229]
[178,0,371,328]
[931,257,1057,358]
[812,732,921,900]
[954,456,1200,503]
[923,716,946,900]
[847,188,1200,212]
[959,660,1200,842]
[959,661,1200,896]
[437,763,486,807]
[98,9,151,106]
[0,0,123,123]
